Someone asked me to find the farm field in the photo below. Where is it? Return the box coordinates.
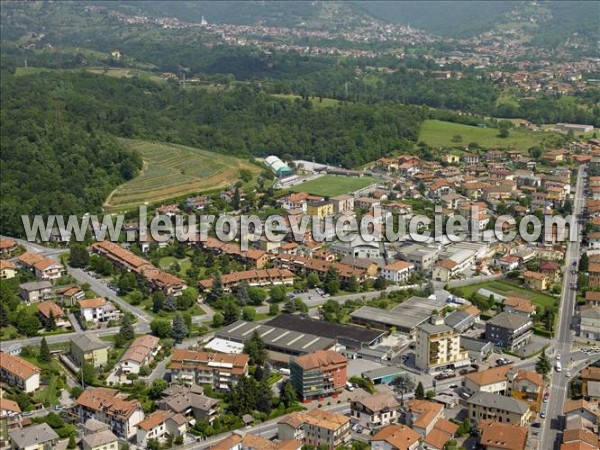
[104,140,261,212]
[456,279,556,309]
[418,119,557,152]
[272,94,341,107]
[15,66,165,83]
[288,174,376,197]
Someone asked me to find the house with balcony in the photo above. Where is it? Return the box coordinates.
[290,350,348,402]
[117,335,160,375]
[70,334,109,369]
[485,312,533,351]
[0,352,40,393]
[278,409,351,450]
[78,298,119,325]
[350,394,399,431]
[157,385,219,425]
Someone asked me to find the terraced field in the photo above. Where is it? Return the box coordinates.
[104,140,260,212]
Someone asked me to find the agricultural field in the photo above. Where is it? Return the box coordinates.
[456,279,556,309]
[288,174,376,197]
[418,119,559,152]
[15,66,165,83]
[272,94,341,108]
[104,140,261,212]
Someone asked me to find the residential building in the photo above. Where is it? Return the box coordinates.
[329,195,355,214]
[0,239,18,256]
[580,367,600,398]
[0,261,16,280]
[443,306,480,333]
[290,350,348,402]
[485,312,533,351]
[370,424,420,450]
[136,410,187,447]
[0,352,40,393]
[467,392,532,426]
[350,394,399,431]
[118,335,160,375]
[306,201,334,218]
[78,298,119,325]
[18,281,52,303]
[278,409,351,450]
[77,388,144,439]
[463,365,513,396]
[9,423,59,450]
[81,419,118,450]
[511,370,543,402]
[589,263,600,288]
[0,398,21,449]
[210,432,302,450]
[36,301,69,329]
[584,291,600,308]
[478,420,528,450]
[523,271,548,291]
[70,334,110,368]
[170,350,249,391]
[563,399,599,432]
[198,268,295,291]
[415,315,469,373]
[460,337,493,363]
[422,419,458,450]
[560,428,600,450]
[405,400,444,436]
[56,286,85,306]
[157,385,219,424]
[32,258,65,281]
[502,297,536,317]
[578,306,600,340]
[381,261,415,283]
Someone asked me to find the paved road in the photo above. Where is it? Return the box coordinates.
[539,164,586,450]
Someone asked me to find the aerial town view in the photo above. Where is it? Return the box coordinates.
[0,1,599,450]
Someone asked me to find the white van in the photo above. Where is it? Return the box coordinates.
[279,368,291,376]
[555,362,562,372]
[346,382,355,391]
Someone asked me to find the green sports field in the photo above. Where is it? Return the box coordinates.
[288,174,376,197]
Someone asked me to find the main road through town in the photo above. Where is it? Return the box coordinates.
[539,164,586,450]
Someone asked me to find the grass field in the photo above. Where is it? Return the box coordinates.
[456,279,556,309]
[272,94,341,108]
[288,175,376,197]
[14,66,165,83]
[104,140,261,212]
[419,119,555,152]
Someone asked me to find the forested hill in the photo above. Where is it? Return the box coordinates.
[0,71,423,234]
[0,74,143,236]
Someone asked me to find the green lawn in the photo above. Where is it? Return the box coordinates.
[288,175,376,197]
[159,257,191,276]
[418,119,557,152]
[456,280,556,309]
[272,94,340,108]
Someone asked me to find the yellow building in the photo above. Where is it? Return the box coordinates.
[307,201,334,218]
[523,271,548,291]
[443,154,460,164]
[415,315,469,373]
[70,334,109,368]
[0,260,16,280]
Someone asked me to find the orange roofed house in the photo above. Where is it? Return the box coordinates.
[209,432,302,450]
[78,298,119,325]
[117,335,160,376]
[169,350,249,392]
[370,424,421,450]
[478,420,528,450]
[278,409,351,450]
[0,352,40,393]
[290,350,348,402]
[77,388,144,439]
[37,300,70,329]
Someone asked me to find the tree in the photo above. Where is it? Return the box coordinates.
[67,435,77,449]
[0,303,10,327]
[279,379,297,408]
[242,306,256,321]
[222,299,240,325]
[248,287,267,306]
[119,315,135,341]
[580,253,589,272]
[270,285,287,303]
[236,282,250,306]
[15,311,41,336]
[346,276,360,293]
[325,280,340,295]
[39,337,51,363]
[415,381,425,400]
[45,310,57,332]
[232,187,241,210]
[177,287,197,310]
[208,272,224,303]
[374,276,387,290]
[535,351,552,379]
[390,374,415,405]
[268,303,279,316]
[164,296,177,311]
[307,272,320,288]
[228,376,259,416]
[80,362,95,386]
[129,289,143,306]
[171,314,188,343]
[150,319,172,338]
[212,312,224,328]
[117,272,137,294]
[239,168,253,183]
[152,291,165,313]
[498,127,509,138]
[69,242,90,268]
[149,378,168,399]
[243,331,268,366]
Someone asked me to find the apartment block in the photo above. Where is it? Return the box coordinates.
[415,315,469,373]
[170,350,249,391]
[290,350,348,402]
